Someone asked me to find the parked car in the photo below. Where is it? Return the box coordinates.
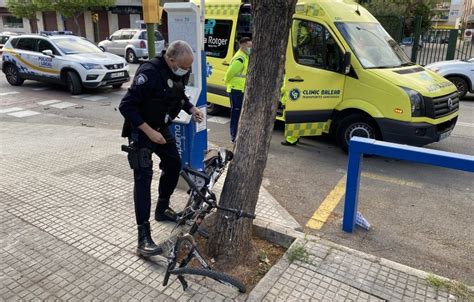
[1,31,130,95]
[401,36,423,48]
[426,58,474,98]
[0,32,21,56]
[98,29,165,63]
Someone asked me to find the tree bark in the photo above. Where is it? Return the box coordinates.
[206,0,297,264]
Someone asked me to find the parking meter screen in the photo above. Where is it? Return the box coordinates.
[204,19,232,58]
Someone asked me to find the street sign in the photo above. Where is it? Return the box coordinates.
[464,29,472,42]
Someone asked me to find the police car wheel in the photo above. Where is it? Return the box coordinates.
[126,49,138,63]
[66,71,83,95]
[336,115,379,153]
[5,64,24,86]
[112,84,123,89]
[447,76,468,99]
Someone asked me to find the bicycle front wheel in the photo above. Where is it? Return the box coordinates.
[169,267,246,293]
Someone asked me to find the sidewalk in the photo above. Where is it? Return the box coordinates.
[0,121,471,301]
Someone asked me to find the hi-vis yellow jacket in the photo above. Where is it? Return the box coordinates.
[224,49,249,92]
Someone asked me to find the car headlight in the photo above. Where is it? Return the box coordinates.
[402,87,424,117]
[81,63,103,70]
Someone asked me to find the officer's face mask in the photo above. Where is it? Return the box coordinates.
[171,59,190,76]
[246,47,252,55]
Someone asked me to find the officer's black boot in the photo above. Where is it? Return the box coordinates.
[137,221,162,257]
[155,198,178,222]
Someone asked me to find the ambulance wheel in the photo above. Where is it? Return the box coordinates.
[126,49,138,63]
[447,76,468,98]
[207,103,221,115]
[66,71,83,95]
[336,114,380,153]
[4,64,24,86]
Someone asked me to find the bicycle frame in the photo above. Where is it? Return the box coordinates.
[162,148,254,292]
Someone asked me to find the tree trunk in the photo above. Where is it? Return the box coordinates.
[206,0,297,264]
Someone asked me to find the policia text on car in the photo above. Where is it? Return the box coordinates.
[119,41,204,257]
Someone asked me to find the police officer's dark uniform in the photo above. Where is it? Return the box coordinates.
[119,53,193,256]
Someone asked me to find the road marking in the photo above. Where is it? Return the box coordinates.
[8,110,40,118]
[71,94,92,99]
[457,122,474,128]
[49,102,76,109]
[335,168,424,188]
[0,91,19,96]
[32,87,49,91]
[208,116,230,124]
[0,107,23,114]
[361,172,423,188]
[82,96,108,102]
[306,176,346,230]
[37,100,61,106]
[307,171,425,230]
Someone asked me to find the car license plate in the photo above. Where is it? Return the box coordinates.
[439,129,452,141]
[111,72,124,78]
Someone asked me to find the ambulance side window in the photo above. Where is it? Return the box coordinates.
[292,20,342,72]
[204,19,233,59]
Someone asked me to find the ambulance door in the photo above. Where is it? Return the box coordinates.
[203,3,241,109]
[284,18,346,138]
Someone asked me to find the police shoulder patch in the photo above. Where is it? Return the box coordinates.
[134,74,148,85]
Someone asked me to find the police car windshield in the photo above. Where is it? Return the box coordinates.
[336,22,411,69]
[53,37,103,55]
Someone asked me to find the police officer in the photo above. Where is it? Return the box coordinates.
[119,40,204,257]
[224,37,252,143]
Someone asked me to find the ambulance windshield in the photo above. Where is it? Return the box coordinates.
[336,22,411,69]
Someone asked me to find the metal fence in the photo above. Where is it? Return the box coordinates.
[342,137,474,233]
[375,15,474,66]
[416,29,474,65]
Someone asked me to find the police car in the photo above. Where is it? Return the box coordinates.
[1,31,130,95]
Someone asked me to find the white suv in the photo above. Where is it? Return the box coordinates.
[98,29,165,63]
[1,32,130,95]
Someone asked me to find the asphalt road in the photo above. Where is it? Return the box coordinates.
[1,63,473,284]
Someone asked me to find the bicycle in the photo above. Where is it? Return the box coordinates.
[162,148,256,293]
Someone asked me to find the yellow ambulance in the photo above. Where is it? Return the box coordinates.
[196,0,459,151]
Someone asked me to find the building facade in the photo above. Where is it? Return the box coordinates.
[0,0,182,42]
[432,0,474,29]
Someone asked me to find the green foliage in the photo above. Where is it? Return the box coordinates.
[287,244,310,263]
[426,273,474,300]
[6,0,40,20]
[359,0,437,32]
[34,0,115,18]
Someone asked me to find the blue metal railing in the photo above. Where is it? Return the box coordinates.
[342,137,474,233]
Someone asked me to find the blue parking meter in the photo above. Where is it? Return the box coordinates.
[165,3,208,170]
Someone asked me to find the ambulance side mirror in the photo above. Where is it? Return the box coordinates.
[341,52,351,74]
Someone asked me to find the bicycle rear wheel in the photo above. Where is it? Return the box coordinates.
[169,267,246,293]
